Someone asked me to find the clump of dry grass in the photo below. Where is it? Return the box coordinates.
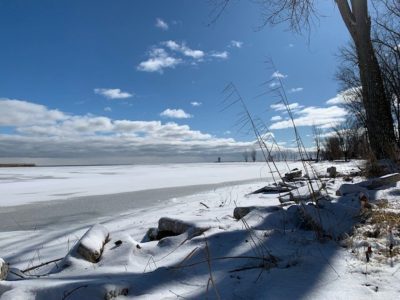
[345,198,400,263]
[369,209,400,229]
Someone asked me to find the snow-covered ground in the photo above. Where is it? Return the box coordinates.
[1,160,399,299]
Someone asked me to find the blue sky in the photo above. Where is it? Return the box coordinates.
[0,0,350,164]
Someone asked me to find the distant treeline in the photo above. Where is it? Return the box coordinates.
[0,163,36,167]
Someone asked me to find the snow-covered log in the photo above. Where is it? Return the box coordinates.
[278,182,323,203]
[251,184,291,194]
[284,169,302,181]
[336,173,400,196]
[0,258,8,280]
[76,224,110,263]
[362,173,400,189]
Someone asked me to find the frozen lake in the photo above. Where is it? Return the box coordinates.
[0,162,293,231]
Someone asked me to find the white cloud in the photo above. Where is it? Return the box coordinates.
[326,95,345,105]
[289,43,294,48]
[163,40,204,59]
[160,108,192,119]
[155,18,169,30]
[270,102,303,112]
[270,105,347,130]
[94,88,133,99]
[271,71,288,79]
[137,48,182,73]
[191,101,202,107]
[210,51,229,59]
[288,87,303,93]
[138,41,230,73]
[0,98,258,162]
[163,40,180,51]
[326,87,361,105]
[270,115,282,121]
[230,40,243,48]
[104,107,112,112]
[0,98,65,126]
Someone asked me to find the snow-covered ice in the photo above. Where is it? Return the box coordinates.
[0,162,282,206]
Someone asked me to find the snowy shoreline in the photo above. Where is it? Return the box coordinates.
[1,161,399,299]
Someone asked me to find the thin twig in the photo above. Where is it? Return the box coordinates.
[204,235,221,300]
[62,285,88,300]
[200,202,210,209]
[22,257,64,273]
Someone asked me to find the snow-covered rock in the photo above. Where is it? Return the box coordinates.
[233,206,254,220]
[336,183,369,196]
[0,257,8,280]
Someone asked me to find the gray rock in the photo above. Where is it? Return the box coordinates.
[0,258,8,281]
[233,207,254,220]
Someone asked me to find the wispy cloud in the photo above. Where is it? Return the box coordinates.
[271,71,288,79]
[160,108,192,119]
[163,40,204,59]
[270,115,282,121]
[155,18,169,30]
[288,87,303,93]
[137,48,181,73]
[104,107,112,112]
[230,40,243,48]
[138,40,230,73]
[94,88,133,99]
[288,43,294,48]
[191,101,202,107]
[270,102,303,112]
[269,82,280,88]
[210,51,229,59]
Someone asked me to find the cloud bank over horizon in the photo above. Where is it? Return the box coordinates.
[0,98,254,164]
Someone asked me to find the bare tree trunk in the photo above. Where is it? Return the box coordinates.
[336,0,396,159]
